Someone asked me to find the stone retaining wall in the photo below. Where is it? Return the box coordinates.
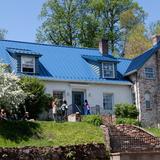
[0,143,108,160]
[110,152,160,160]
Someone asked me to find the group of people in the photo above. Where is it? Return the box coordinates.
[49,99,91,121]
[49,99,68,121]
[0,108,30,121]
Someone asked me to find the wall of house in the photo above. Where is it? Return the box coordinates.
[129,52,160,127]
[43,80,132,114]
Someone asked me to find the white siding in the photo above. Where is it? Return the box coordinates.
[44,80,132,114]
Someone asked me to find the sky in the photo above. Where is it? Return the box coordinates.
[0,0,160,43]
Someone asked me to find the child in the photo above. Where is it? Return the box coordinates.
[84,100,90,115]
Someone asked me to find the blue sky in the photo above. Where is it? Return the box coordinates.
[0,0,160,42]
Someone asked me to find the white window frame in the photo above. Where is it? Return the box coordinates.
[53,90,65,107]
[103,93,114,111]
[102,62,115,78]
[144,67,155,79]
[21,56,35,73]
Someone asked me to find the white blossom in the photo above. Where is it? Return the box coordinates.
[0,63,26,110]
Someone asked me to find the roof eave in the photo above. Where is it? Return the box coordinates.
[124,69,137,76]
[36,77,133,86]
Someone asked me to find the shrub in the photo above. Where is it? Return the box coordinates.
[116,118,141,126]
[82,115,102,126]
[115,103,138,118]
[19,77,52,119]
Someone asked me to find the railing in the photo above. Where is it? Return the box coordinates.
[90,105,100,115]
[67,104,82,115]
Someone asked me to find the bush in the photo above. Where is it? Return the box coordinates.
[116,118,141,126]
[19,77,52,119]
[82,115,102,126]
[115,103,138,118]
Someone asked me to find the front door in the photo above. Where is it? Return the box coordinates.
[72,91,84,114]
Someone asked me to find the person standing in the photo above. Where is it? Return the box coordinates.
[84,100,90,115]
[61,100,68,120]
[48,99,57,121]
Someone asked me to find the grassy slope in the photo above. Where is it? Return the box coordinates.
[0,121,104,147]
[145,128,160,137]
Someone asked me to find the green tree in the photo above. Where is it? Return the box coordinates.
[90,0,146,52]
[19,77,52,119]
[36,0,145,52]
[149,20,160,36]
[0,29,7,40]
[124,24,152,58]
[36,0,79,46]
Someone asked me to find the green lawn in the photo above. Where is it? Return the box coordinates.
[145,128,160,137]
[0,121,104,147]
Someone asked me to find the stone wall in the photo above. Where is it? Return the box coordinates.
[110,152,160,160]
[108,124,160,153]
[0,143,108,160]
[129,50,160,126]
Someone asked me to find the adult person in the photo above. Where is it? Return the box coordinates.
[51,99,58,121]
[61,100,68,120]
[0,109,7,120]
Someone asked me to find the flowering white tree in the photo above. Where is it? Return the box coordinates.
[0,63,26,110]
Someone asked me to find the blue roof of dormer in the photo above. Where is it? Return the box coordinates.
[6,47,42,57]
[0,40,132,85]
[82,55,119,63]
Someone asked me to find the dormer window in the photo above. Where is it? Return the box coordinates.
[21,56,35,73]
[102,62,115,78]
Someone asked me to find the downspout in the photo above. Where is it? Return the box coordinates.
[155,51,159,126]
[135,73,141,122]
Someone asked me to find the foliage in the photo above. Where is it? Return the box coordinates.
[0,63,26,110]
[115,103,138,118]
[0,29,7,40]
[19,77,52,119]
[116,118,141,126]
[124,24,152,58]
[145,128,160,137]
[149,20,160,36]
[36,0,145,53]
[0,121,104,147]
[82,115,102,126]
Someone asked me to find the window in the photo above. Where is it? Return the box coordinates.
[145,67,155,79]
[132,93,136,104]
[53,91,64,107]
[102,62,115,78]
[103,94,113,110]
[145,92,151,109]
[21,56,35,73]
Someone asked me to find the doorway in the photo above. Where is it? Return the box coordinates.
[72,91,84,114]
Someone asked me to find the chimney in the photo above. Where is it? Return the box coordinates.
[99,39,108,56]
[152,35,160,46]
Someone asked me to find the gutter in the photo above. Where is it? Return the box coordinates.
[35,76,133,86]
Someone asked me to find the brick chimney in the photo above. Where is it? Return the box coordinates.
[152,35,160,46]
[99,39,108,56]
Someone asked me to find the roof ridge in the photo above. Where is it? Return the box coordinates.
[131,45,156,60]
[117,57,132,61]
[0,39,98,51]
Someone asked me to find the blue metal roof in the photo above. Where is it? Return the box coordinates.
[82,55,119,62]
[6,47,42,57]
[125,41,160,75]
[0,40,131,85]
